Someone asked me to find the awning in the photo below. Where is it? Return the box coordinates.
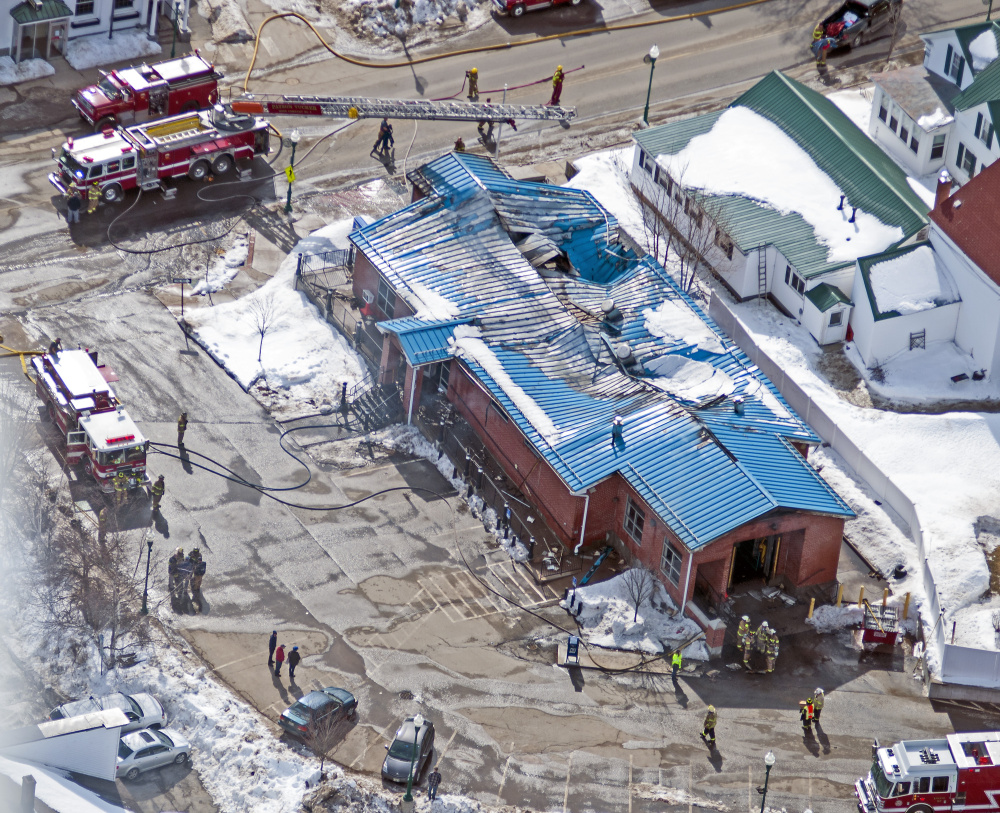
[10,0,72,24]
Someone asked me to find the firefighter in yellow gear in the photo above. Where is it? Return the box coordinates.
[671,650,682,678]
[813,687,825,721]
[701,705,717,746]
[466,67,479,100]
[177,412,188,447]
[150,475,165,512]
[98,507,108,545]
[113,471,128,506]
[454,137,466,152]
[800,697,815,732]
[765,636,777,674]
[736,615,750,648]
[87,182,100,214]
[742,630,753,667]
[549,65,564,106]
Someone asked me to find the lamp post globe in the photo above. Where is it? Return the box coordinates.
[402,713,425,803]
[642,44,660,126]
[284,129,301,214]
[760,750,776,813]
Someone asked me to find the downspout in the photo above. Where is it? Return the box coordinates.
[573,492,590,555]
[406,368,417,425]
[680,550,694,612]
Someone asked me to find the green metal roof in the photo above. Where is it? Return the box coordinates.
[634,111,722,158]
[733,72,928,239]
[10,0,71,23]
[954,54,1000,110]
[805,282,852,312]
[855,242,940,322]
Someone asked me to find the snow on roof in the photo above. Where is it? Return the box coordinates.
[971,29,999,72]
[644,356,735,403]
[868,245,959,316]
[0,756,123,813]
[643,298,725,354]
[448,324,560,443]
[655,106,904,264]
[917,107,954,130]
[154,54,213,83]
[407,279,460,321]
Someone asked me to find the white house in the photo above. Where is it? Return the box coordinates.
[850,159,1000,380]
[869,22,1000,184]
[631,70,928,347]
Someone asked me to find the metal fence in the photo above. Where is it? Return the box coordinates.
[709,294,1000,689]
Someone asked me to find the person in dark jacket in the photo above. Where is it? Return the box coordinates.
[428,765,442,800]
[287,645,301,680]
[177,412,188,447]
[65,189,82,224]
[150,475,165,512]
[274,644,286,676]
[268,631,277,666]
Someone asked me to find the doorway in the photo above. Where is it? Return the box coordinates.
[728,535,780,588]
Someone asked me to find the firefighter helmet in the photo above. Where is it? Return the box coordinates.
[707,705,715,712]
[557,65,563,71]
[470,67,478,74]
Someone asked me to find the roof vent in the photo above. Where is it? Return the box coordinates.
[615,344,632,361]
[601,299,615,314]
[954,199,963,209]
[733,396,744,415]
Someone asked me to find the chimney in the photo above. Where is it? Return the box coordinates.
[611,415,624,445]
[733,396,744,416]
[935,169,953,209]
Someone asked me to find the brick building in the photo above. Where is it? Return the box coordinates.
[349,152,854,653]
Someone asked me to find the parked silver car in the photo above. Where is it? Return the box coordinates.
[49,692,166,733]
[116,728,191,780]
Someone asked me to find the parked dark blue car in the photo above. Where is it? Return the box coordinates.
[278,687,356,739]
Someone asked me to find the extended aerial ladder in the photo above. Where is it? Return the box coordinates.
[229,94,576,124]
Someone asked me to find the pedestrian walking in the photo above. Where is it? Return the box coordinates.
[47,337,63,356]
[813,688,824,722]
[287,645,301,680]
[177,412,188,447]
[428,765,442,801]
[65,189,82,224]
[150,475,165,513]
[87,182,100,214]
[755,621,769,654]
[168,547,184,602]
[268,631,278,666]
[466,67,479,100]
[671,650,682,679]
[701,705,717,747]
[800,697,815,733]
[274,644,286,676]
[189,548,206,612]
[548,65,564,106]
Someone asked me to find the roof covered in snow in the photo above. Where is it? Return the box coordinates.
[922,22,1000,78]
[351,152,854,550]
[856,243,961,321]
[929,159,1000,287]
[633,72,928,280]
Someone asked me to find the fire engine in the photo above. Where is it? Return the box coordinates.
[31,348,150,496]
[856,730,1000,813]
[48,104,271,203]
[72,53,222,131]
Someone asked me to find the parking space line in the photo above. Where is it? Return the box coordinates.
[495,742,514,805]
[215,649,267,672]
[563,752,573,813]
[510,560,548,602]
[451,571,494,618]
[747,765,752,813]
[349,721,396,770]
[420,577,461,623]
[439,572,479,619]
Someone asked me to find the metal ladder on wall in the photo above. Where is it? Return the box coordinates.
[757,243,767,301]
[231,94,577,124]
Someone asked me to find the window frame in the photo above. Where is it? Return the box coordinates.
[75,0,95,14]
[375,277,396,318]
[829,310,843,327]
[623,497,646,546]
[930,133,946,160]
[660,541,683,586]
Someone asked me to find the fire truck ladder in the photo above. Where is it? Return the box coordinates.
[230,94,576,124]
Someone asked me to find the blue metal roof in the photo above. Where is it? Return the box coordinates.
[378,317,472,366]
[352,153,854,549]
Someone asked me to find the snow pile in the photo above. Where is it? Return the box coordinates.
[408,279,460,321]
[868,245,959,315]
[566,149,647,243]
[970,29,999,72]
[0,56,54,86]
[448,324,560,444]
[906,177,937,208]
[344,0,480,39]
[193,234,250,295]
[917,107,954,130]
[806,603,864,633]
[65,30,161,71]
[645,355,735,403]
[184,220,368,402]
[197,0,254,43]
[655,106,905,263]
[829,88,873,134]
[644,298,725,354]
[633,783,729,811]
[562,570,702,655]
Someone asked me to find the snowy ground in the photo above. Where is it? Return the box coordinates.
[0,56,54,87]
[64,29,162,72]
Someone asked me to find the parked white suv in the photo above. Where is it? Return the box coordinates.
[49,692,166,733]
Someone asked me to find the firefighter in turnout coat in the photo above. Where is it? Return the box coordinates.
[150,475,165,512]
[737,615,751,648]
[701,705,717,747]
[168,548,184,602]
[87,182,100,214]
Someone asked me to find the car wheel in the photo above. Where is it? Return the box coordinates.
[851,32,863,47]
[188,161,211,181]
[212,154,233,175]
[512,2,525,15]
[94,116,116,133]
[101,183,123,204]
[125,767,140,781]
[174,752,188,765]
[571,0,582,5]
[906,806,933,813]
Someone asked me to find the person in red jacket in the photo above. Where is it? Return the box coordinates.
[274,644,286,677]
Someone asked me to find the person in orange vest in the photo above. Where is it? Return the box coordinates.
[549,65,565,106]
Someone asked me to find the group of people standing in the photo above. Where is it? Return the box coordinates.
[167,547,207,612]
[737,615,780,673]
[267,631,302,680]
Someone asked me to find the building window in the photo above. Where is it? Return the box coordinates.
[947,48,965,83]
[878,97,888,123]
[640,150,656,174]
[785,267,805,295]
[75,0,94,14]
[931,133,946,160]
[909,133,920,154]
[888,106,899,133]
[899,122,910,144]
[376,278,395,317]
[714,228,734,260]
[829,310,843,327]
[975,113,995,148]
[661,542,682,586]
[489,400,509,422]
[958,142,977,177]
[114,0,132,8]
[624,497,645,545]
[657,169,673,196]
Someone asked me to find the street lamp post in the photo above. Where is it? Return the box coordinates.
[402,713,425,805]
[170,1,182,58]
[642,44,660,126]
[284,129,301,214]
[759,750,776,813]
[141,537,153,615]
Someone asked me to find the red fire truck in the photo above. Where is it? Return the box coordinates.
[48,105,271,203]
[856,730,1000,813]
[72,53,222,132]
[31,349,150,496]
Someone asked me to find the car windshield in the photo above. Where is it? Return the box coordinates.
[59,152,86,179]
[118,740,134,759]
[125,445,145,463]
[871,760,895,798]
[97,76,122,99]
[124,695,143,717]
[388,738,418,761]
[289,702,314,720]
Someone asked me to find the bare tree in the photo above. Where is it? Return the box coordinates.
[247,292,278,363]
[302,707,354,778]
[882,5,905,69]
[622,565,657,623]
